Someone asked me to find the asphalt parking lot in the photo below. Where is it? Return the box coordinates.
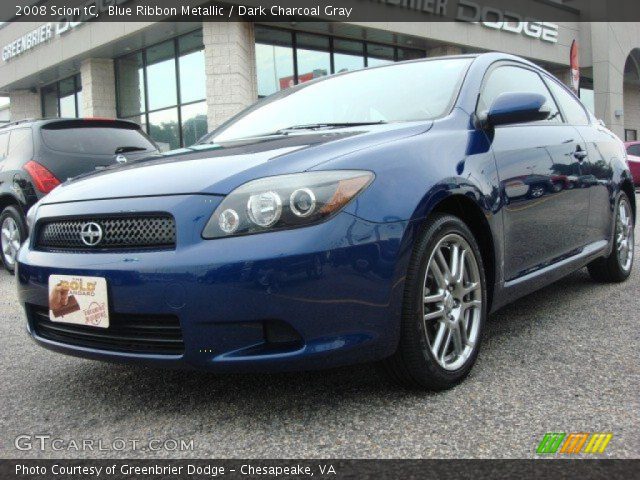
[1,196,638,459]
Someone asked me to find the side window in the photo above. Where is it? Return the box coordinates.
[7,128,33,161]
[0,133,8,161]
[627,144,640,157]
[478,65,561,124]
[545,78,590,125]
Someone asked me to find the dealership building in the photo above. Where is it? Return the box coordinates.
[2,2,640,149]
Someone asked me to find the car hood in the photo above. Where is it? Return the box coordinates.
[40,122,431,204]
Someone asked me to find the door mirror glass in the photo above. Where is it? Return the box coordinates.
[484,92,551,127]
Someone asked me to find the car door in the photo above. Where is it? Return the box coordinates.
[545,77,620,245]
[478,63,590,281]
[575,126,618,243]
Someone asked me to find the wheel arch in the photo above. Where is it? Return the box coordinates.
[423,194,497,311]
[0,194,23,215]
[621,179,636,223]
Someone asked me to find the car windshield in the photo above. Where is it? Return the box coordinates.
[205,57,473,143]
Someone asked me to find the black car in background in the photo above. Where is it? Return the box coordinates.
[0,118,159,272]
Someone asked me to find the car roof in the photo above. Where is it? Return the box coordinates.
[283,52,545,96]
[371,52,540,70]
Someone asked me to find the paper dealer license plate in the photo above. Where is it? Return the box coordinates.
[48,275,109,328]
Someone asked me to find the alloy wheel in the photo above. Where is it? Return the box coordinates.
[423,233,482,371]
[1,216,21,269]
[616,198,634,272]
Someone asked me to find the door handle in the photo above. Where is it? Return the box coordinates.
[573,147,588,161]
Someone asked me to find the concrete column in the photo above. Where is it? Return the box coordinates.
[203,21,257,130]
[426,45,463,57]
[623,82,640,135]
[8,90,41,121]
[592,66,624,139]
[589,22,626,139]
[80,58,117,118]
[115,56,143,125]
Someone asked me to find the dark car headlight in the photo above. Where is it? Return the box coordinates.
[202,170,374,239]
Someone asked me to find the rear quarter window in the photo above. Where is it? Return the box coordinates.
[0,132,8,160]
[627,144,640,157]
[7,128,33,161]
[41,126,156,155]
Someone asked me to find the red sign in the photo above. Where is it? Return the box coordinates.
[570,40,580,93]
[279,69,328,90]
[279,72,314,90]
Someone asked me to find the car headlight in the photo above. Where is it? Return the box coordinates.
[202,170,374,239]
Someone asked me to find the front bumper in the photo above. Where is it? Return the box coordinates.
[17,194,409,372]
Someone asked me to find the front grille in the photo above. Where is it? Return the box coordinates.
[36,215,176,251]
[29,305,184,355]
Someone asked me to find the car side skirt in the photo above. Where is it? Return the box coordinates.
[491,239,608,311]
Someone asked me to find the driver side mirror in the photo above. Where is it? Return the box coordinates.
[480,92,551,128]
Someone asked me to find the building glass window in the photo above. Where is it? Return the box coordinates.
[41,74,82,118]
[181,101,208,146]
[367,44,395,66]
[625,129,637,142]
[148,107,180,151]
[146,41,178,111]
[115,30,207,149]
[296,33,331,84]
[58,77,77,118]
[333,39,365,74]
[179,31,206,104]
[255,26,426,97]
[41,85,58,118]
[579,77,595,115]
[398,47,425,61]
[255,28,295,95]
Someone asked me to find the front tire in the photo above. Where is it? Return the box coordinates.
[0,205,27,274]
[382,214,487,390]
[587,193,634,283]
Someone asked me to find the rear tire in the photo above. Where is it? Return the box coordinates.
[587,193,634,283]
[382,214,487,391]
[0,205,27,274]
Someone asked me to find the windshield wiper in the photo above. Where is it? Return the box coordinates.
[277,121,387,133]
[115,146,147,154]
[205,121,388,144]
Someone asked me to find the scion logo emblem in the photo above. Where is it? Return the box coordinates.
[115,154,128,164]
[80,222,103,247]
